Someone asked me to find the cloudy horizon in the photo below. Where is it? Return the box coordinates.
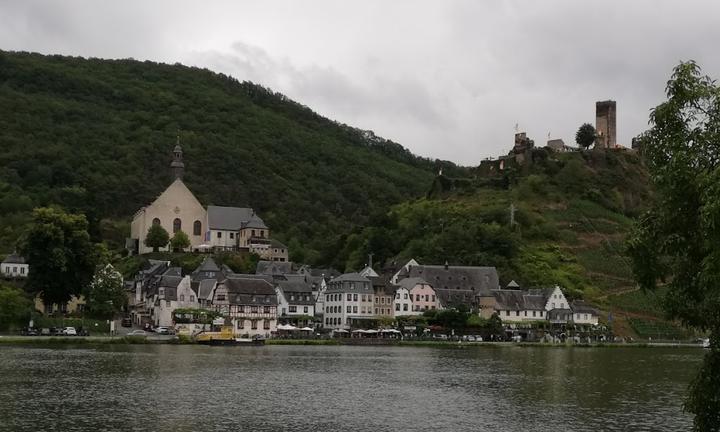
[2,0,718,164]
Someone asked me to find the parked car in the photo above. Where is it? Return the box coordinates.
[62,327,77,336]
[121,317,132,328]
[154,327,170,334]
[127,330,147,337]
[21,327,39,336]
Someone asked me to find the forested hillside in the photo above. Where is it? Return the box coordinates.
[334,148,672,335]
[0,51,462,263]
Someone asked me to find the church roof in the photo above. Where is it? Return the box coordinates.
[207,205,267,230]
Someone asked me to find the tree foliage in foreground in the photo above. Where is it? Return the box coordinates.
[145,224,169,252]
[19,207,97,306]
[0,284,33,330]
[575,123,596,149]
[627,61,720,431]
[170,230,190,252]
[84,263,126,319]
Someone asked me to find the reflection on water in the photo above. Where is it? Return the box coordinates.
[0,345,702,432]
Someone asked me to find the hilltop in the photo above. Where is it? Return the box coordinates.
[0,51,462,263]
[336,148,680,337]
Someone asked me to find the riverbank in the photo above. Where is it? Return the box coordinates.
[0,335,705,349]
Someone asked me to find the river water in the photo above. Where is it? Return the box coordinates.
[0,344,703,432]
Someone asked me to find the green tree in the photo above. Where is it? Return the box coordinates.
[575,123,596,149]
[0,284,33,330]
[84,262,126,319]
[145,224,169,252]
[170,230,190,252]
[19,207,97,307]
[627,61,720,431]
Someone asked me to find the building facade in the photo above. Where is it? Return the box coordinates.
[323,273,374,330]
[1,253,29,278]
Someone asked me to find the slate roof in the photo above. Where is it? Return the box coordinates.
[435,289,476,308]
[270,239,287,249]
[2,253,26,264]
[163,267,183,277]
[492,289,547,311]
[223,277,278,305]
[277,279,315,305]
[571,300,599,315]
[326,273,372,293]
[207,205,267,230]
[256,260,293,275]
[405,264,499,294]
[198,279,217,300]
[397,277,430,291]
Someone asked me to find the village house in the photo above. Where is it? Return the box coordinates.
[34,295,86,315]
[1,253,29,278]
[211,276,278,338]
[396,277,439,314]
[146,272,199,327]
[393,283,414,317]
[323,273,374,330]
[397,261,500,310]
[368,275,396,318]
[275,274,315,327]
[570,300,599,326]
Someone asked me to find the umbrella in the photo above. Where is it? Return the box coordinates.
[381,329,401,333]
[364,329,379,334]
[352,329,366,333]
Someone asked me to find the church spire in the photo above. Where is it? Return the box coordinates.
[170,133,185,180]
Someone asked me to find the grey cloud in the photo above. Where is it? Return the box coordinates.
[1,0,720,163]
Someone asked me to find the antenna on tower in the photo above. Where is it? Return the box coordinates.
[514,123,519,133]
[547,131,551,140]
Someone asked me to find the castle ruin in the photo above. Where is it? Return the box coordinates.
[595,100,616,148]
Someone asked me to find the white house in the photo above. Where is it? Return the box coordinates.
[275,275,315,327]
[323,273,374,330]
[393,285,414,317]
[147,273,199,327]
[1,253,29,278]
[571,300,600,325]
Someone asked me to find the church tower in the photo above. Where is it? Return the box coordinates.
[170,139,185,180]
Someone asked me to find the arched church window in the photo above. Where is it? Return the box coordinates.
[152,218,161,226]
[193,220,201,236]
[173,218,181,233]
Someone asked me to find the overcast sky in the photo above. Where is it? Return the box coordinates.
[2,1,719,164]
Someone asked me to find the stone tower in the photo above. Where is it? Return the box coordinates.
[595,100,616,148]
[171,141,185,180]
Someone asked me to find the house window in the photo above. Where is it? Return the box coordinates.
[173,218,181,233]
[347,293,351,301]
[230,232,235,239]
[190,295,195,302]
[515,311,519,316]
[353,294,358,301]
[431,295,435,302]
[165,300,171,307]
[180,295,185,301]
[395,303,400,311]
[304,306,308,313]
[264,306,271,314]
[353,306,358,313]
[533,311,536,317]
[260,230,265,238]
[251,306,258,313]
[252,229,256,237]
[193,220,201,236]
[20,267,25,274]
[289,306,297,313]
[347,306,351,313]
[152,218,161,225]
[217,294,225,301]
[264,320,270,330]
[217,232,222,238]
[361,295,366,302]
[251,320,258,330]
[404,293,408,299]
[159,288,165,297]
[403,304,408,311]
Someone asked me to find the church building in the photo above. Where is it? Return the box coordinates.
[129,144,287,261]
